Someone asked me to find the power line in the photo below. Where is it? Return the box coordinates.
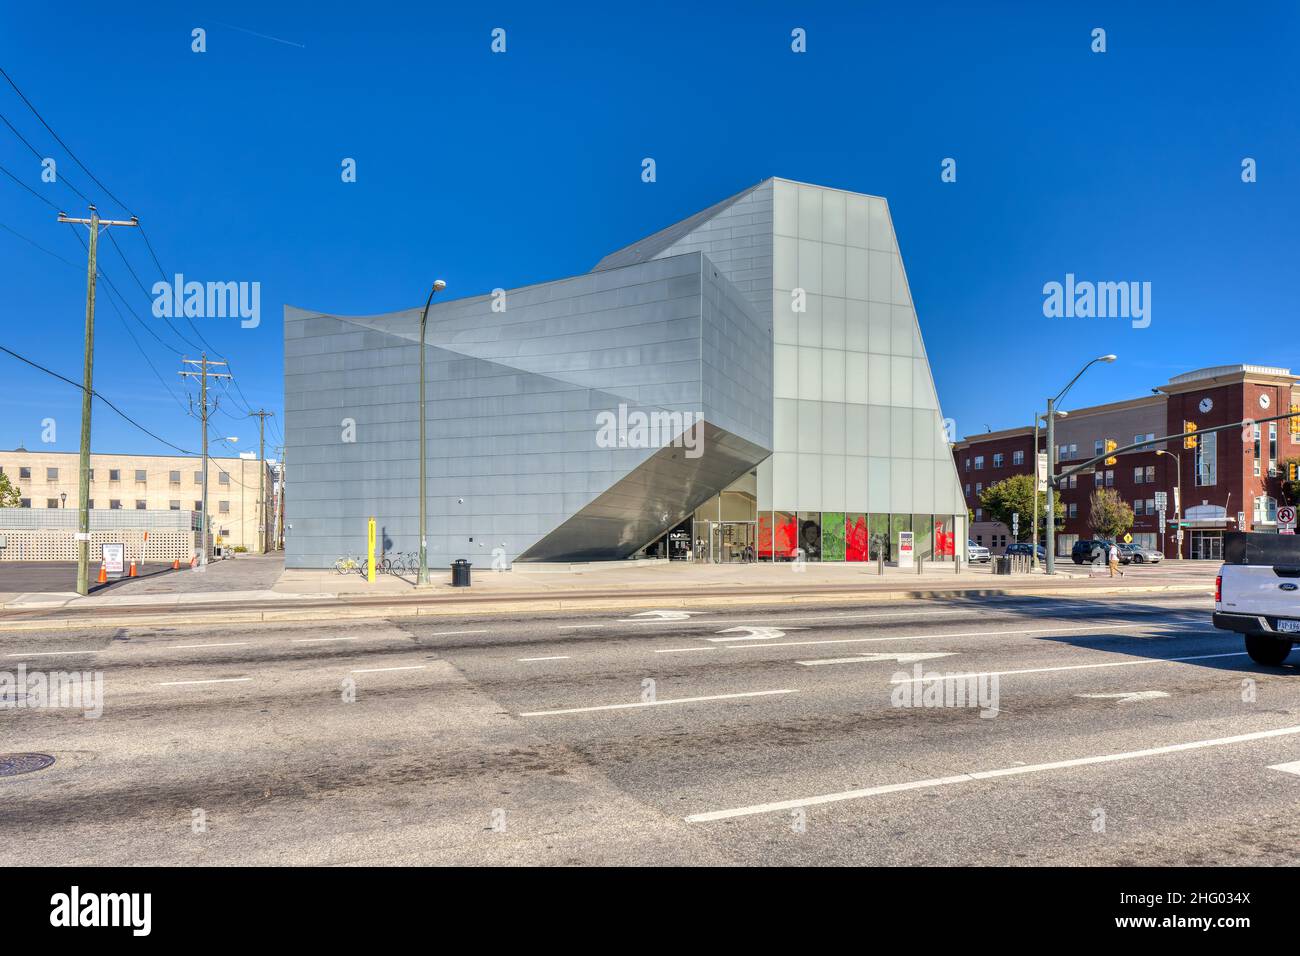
[0,109,94,206]
[67,225,184,357]
[104,228,204,353]
[0,160,60,209]
[0,218,79,268]
[0,65,134,215]
[0,344,196,455]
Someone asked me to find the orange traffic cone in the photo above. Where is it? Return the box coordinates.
[172,558,180,570]
[128,561,138,578]
[97,565,107,584]
[189,555,198,568]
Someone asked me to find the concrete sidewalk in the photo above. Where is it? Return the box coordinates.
[0,556,1216,633]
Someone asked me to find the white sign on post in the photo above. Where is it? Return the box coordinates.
[1278,506,1296,534]
[1154,491,1167,511]
[1036,453,1049,493]
[898,531,914,569]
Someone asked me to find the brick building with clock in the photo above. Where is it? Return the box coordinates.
[953,365,1300,560]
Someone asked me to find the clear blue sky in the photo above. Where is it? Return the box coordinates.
[2,1,1296,458]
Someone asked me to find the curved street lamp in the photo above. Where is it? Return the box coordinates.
[1045,355,1117,574]
[417,279,448,586]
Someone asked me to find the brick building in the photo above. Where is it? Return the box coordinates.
[953,365,1300,560]
[0,448,274,555]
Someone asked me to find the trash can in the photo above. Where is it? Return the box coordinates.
[451,559,472,587]
[993,555,1011,575]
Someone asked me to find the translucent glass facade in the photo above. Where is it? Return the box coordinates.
[285,177,964,567]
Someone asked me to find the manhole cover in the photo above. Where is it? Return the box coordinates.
[0,753,56,777]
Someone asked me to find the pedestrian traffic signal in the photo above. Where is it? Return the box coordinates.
[1104,439,1117,466]
[1183,421,1198,449]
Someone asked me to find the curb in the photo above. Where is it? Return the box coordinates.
[0,582,1213,632]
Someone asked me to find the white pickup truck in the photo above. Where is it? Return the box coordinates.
[1213,532,1300,666]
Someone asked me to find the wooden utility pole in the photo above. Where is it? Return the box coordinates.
[58,206,138,596]
[179,356,230,566]
[248,409,274,552]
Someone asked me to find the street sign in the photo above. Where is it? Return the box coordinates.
[1279,506,1297,531]
[1159,509,1166,534]
[1011,512,1019,536]
[1036,453,1048,493]
[1154,491,1167,510]
[1122,533,1133,544]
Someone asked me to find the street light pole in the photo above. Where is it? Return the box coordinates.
[416,279,447,587]
[1156,449,1182,559]
[1045,354,1118,575]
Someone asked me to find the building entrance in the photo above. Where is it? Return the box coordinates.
[709,521,756,563]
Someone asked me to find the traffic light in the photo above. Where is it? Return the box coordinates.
[1289,461,1299,482]
[1103,439,1117,466]
[1183,421,1198,449]
[1290,405,1300,437]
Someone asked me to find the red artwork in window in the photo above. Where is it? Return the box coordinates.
[846,515,868,561]
[774,512,797,558]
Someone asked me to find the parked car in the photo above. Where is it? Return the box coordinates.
[1118,542,1163,564]
[1005,542,1046,562]
[1213,532,1299,665]
[1071,538,1116,565]
[967,540,991,563]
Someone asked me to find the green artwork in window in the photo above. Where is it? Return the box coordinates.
[821,512,846,561]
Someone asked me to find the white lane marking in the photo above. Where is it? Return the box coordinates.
[1269,760,1300,776]
[518,656,571,662]
[1075,691,1171,703]
[889,651,1247,684]
[617,610,706,622]
[708,626,803,643]
[519,688,796,717]
[654,647,718,654]
[291,637,357,644]
[686,723,1300,822]
[723,622,1144,650]
[351,665,428,674]
[169,642,252,649]
[557,625,604,630]
[427,629,489,636]
[154,678,253,687]
[616,610,963,627]
[5,650,98,657]
[798,652,957,667]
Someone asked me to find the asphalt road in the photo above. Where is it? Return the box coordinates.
[2,591,1297,866]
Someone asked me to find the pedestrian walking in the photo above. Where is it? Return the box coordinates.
[1108,542,1123,577]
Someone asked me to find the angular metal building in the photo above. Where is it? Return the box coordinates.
[284,178,966,568]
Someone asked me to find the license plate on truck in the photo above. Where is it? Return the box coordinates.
[1278,619,1300,633]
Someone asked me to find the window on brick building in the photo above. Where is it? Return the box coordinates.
[1012,450,1024,466]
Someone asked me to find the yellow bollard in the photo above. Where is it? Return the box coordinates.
[367,517,376,584]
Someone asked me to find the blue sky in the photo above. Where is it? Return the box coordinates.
[1,1,1296,458]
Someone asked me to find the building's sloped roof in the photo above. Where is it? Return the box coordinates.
[590,179,770,272]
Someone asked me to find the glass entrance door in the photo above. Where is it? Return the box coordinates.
[710,521,756,563]
[1190,531,1222,561]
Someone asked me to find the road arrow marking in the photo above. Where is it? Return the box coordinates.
[1268,760,1300,776]
[797,652,957,667]
[1075,691,1171,704]
[618,610,705,622]
[708,626,803,642]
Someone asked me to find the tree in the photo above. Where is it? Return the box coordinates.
[0,471,21,508]
[1088,488,1134,540]
[978,474,1064,541]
